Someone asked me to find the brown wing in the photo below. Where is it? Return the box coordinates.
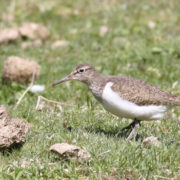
[110,75,180,106]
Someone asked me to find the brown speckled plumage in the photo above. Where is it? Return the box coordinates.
[109,75,180,106]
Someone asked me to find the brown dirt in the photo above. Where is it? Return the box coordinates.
[50,143,91,161]
[0,106,31,149]
[143,136,162,147]
[0,28,20,44]
[19,22,49,40]
[2,56,41,83]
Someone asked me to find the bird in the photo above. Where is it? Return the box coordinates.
[53,64,180,139]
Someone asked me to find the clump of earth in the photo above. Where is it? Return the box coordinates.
[2,56,41,83]
[0,106,31,149]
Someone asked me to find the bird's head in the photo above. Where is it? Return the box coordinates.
[53,64,98,86]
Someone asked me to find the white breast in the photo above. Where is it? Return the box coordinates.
[102,82,167,121]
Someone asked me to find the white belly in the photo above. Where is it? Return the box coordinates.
[102,82,167,121]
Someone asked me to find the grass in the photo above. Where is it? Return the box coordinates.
[0,0,180,179]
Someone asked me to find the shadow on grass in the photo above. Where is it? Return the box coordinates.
[0,143,24,155]
[84,125,143,141]
[64,122,144,141]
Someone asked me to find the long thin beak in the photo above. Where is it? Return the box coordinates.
[53,75,71,86]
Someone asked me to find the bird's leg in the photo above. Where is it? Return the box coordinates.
[121,119,140,131]
[121,119,141,139]
[127,119,140,140]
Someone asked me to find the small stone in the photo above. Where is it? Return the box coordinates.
[164,169,172,175]
[99,26,109,37]
[50,143,91,161]
[51,40,69,49]
[21,39,42,49]
[30,85,45,93]
[143,136,162,147]
[148,21,156,29]
[19,22,49,40]
[0,28,20,44]
[2,56,41,83]
[21,159,31,168]
[73,9,79,15]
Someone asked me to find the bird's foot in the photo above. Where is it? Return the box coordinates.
[121,119,141,140]
[127,121,140,140]
[121,119,140,131]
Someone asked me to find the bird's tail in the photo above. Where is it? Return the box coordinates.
[171,96,180,106]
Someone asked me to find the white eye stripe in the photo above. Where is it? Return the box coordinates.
[75,67,91,74]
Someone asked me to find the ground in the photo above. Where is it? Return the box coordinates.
[0,0,180,179]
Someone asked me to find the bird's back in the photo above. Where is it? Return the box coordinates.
[106,75,180,106]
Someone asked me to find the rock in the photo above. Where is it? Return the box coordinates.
[143,136,162,147]
[19,22,49,40]
[50,143,91,161]
[0,28,20,44]
[99,26,109,37]
[51,40,69,49]
[10,118,31,135]
[21,39,42,49]
[2,56,41,83]
[0,106,31,149]
[0,118,31,149]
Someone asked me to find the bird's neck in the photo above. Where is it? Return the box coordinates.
[87,74,106,102]
[85,72,102,86]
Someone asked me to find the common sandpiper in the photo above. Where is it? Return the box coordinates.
[53,64,180,139]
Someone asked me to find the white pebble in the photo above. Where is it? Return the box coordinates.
[30,85,45,93]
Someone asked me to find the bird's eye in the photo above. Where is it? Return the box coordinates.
[79,69,84,73]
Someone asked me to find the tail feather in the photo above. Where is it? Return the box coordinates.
[169,96,180,106]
